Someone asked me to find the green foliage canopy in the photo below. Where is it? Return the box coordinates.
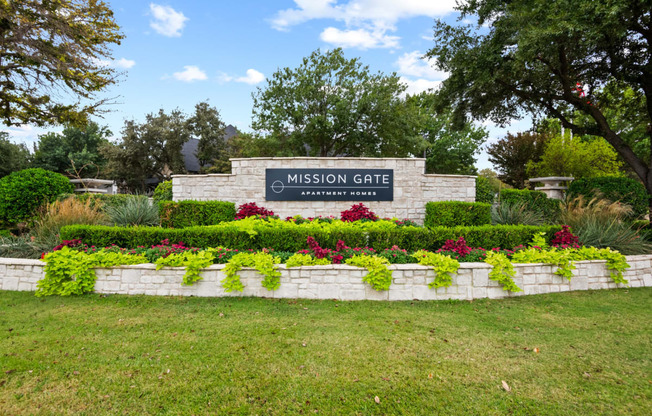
[487,132,548,189]
[409,92,487,174]
[527,135,623,179]
[0,132,30,178]
[0,0,124,126]
[32,122,111,177]
[426,0,652,205]
[252,48,424,157]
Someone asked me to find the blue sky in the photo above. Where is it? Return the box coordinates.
[3,0,533,169]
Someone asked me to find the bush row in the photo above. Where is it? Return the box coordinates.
[425,201,491,227]
[568,176,648,218]
[159,201,236,227]
[60,223,562,253]
[499,189,561,221]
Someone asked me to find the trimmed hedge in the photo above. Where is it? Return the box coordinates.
[499,189,561,222]
[159,200,236,228]
[60,223,562,253]
[475,176,495,204]
[425,201,491,227]
[567,176,648,218]
[0,168,74,225]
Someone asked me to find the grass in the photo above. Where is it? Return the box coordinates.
[0,289,651,415]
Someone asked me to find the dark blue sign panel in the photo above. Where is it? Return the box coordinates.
[266,168,393,201]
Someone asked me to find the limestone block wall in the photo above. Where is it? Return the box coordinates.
[172,158,476,224]
[2,255,650,301]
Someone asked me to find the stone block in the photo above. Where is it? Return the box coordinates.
[472,287,487,299]
[570,277,589,291]
[365,286,389,301]
[340,289,365,301]
[388,288,413,301]
[472,269,489,286]
[2,277,19,291]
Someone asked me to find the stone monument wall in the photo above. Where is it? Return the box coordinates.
[172,158,476,223]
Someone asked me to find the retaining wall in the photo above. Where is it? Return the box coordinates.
[172,158,476,224]
[1,255,651,301]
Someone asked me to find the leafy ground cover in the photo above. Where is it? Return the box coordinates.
[1,289,650,415]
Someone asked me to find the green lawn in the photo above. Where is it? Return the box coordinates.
[1,289,651,415]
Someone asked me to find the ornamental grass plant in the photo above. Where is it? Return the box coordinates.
[0,197,108,259]
[559,195,652,255]
[491,201,545,226]
[106,195,160,227]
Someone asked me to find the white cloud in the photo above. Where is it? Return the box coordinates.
[271,1,457,50]
[236,69,265,85]
[271,0,457,30]
[396,51,446,80]
[93,57,136,69]
[400,77,441,96]
[320,27,399,49]
[149,3,188,37]
[220,69,265,85]
[172,66,207,82]
[1,125,61,144]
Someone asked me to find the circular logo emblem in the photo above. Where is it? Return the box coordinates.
[271,180,285,194]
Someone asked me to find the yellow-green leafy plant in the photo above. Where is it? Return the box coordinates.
[222,252,281,292]
[286,253,331,267]
[37,247,147,296]
[484,251,521,292]
[346,255,393,291]
[155,249,216,285]
[412,250,460,289]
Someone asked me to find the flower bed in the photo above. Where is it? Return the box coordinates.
[9,226,636,298]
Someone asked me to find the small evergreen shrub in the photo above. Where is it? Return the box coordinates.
[0,168,74,225]
[424,201,491,227]
[499,189,561,223]
[160,200,236,228]
[567,176,648,218]
[153,180,173,202]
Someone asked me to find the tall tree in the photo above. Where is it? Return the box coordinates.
[187,101,226,170]
[32,122,111,176]
[409,92,487,174]
[426,0,652,215]
[102,109,190,191]
[0,0,123,126]
[527,135,624,179]
[252,48,423,157]
[487,132,548,188]
[0,131,30,177]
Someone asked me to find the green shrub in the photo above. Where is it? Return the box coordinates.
[0,168,74,225]
[475,176,495,204]
[153,180,173,202]
[159,200,236,228]
[425,201,491,227]
[567,176,648,218]
[106,196,160,227]
[499,189,561,223]
[60,222,561,252]
[0,229,10,237]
